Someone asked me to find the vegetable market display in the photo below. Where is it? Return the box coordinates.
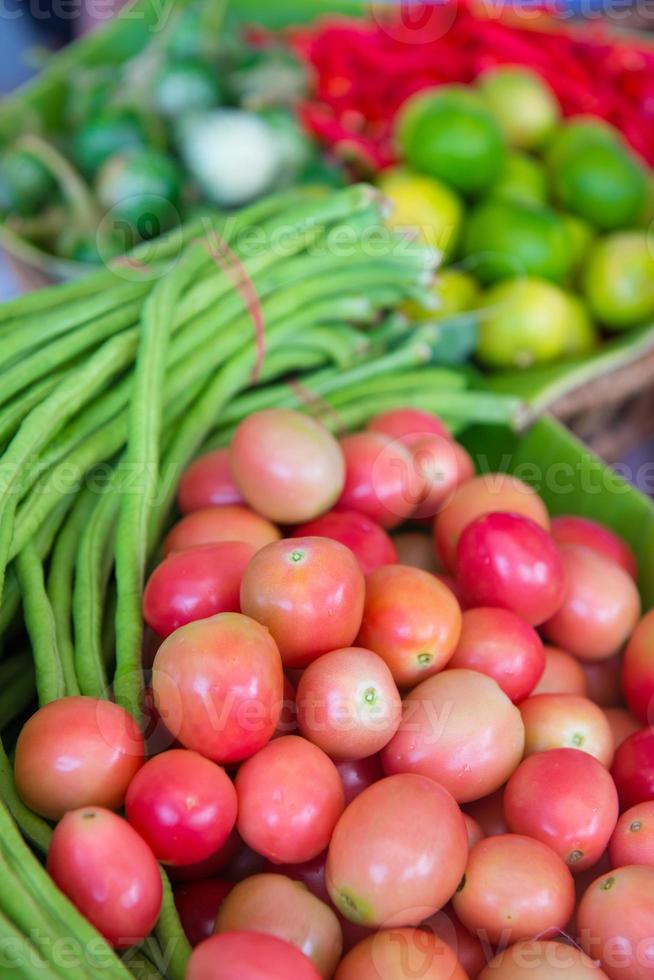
[2,178,654,978]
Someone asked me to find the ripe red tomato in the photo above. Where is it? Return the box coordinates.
[14,697,143,821]
[187,931,321,980]
[230,409,345,524]
[215,874,342,979]
[448,607,545,702]
[47,807,162,947]
[174,880,233,947]
[356,565,461,688]
[367,407,450,445]
[125,749,237,866]
[542,545,641,662]
[611,728,654,810]
[434,474,550,572]
[453,834,575,945]
[240,537,365,669]
[164,504,280,555]
[143,541,254,637]
[382,669,524,803]
[577,866,654,980]
[531,645,588,697]
[392,531,439,572]
[411,435,475,520]
[296,647,401,761]
[292,510,397,575]
[551,515,637,579]
[504,748,619,871]
[336,755,384,806]
[326,773,467,928]
[609,800,654,868]
[152,612,283,764]
[519,693,614,767]
[604,707,640,749]
[178,448,243,513]
[422,904,488,979]
[336,431,424,529]
[456,512,566,626]
[335,929,468,980]
[480,940,610,978]
[236,736,344,864]
[622,609,654,725]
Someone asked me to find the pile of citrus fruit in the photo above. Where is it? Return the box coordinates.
[379,68,654,371]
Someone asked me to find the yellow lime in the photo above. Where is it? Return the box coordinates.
[477,277,581,368]
[582,231,654,330]
[478,67,561,150]
[395,85,506,196]
[491,151,548,206]
[378,167,463,260]
[404,268,481,321]
[563,294,598,356]
[462,197,572,284]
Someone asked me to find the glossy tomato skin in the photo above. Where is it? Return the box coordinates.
[551,515,637,579]
[392,532,439,572]
[410,435,475,520]
[240,537,365,669]
[611,728,654,810]
[456,512,566,626]
[622,609,654,724]
[448,607,545,702]
[152,612,283,765]
[230,408,345,524]
[174,879,233,947]
[577,866,654,980]
[542,545,641,662]
[292,510,397,575]
[480,940,610,978]
[519,693,614,767]
[382,669,525,803]
[125,749,237,866]
[14,697,144,821]
[296,647,401,761]
[504,748,619,871]
[367,407,450,445]
[187,931,321,980]
[164,504,280,555]
[335,929,468,980]
[531,646,588,697]
[608,801,654,868]
[47,807,162,948]
[604,708,640,749]
[356,565,461,688]
[178,448,243,513]
[336,755,384,806]
[143,541,254,637]
[326,773,467,928]
[453,834,575,946]
[434,474,550,572]
[336,431,423,529]
[215,874,342,979]
[236,736,344,864]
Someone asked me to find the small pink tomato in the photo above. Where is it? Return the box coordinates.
[448,606,545,703]
[143,541,254,637]
[551,515,637,579]
[335,928,468,980]
[622,609,654,725]
[480,940,609,979]
[164,504,280,555]
[411,435,475,520]
[292,510,397,575]
[611,728,654,810]
[609,801,654,868]
[367,407,450,445]
[336,431,424,529]
[187,932,321,980]
[577,866,654,980]
[178,448,243,513]
[240,537,365,669]
[519,693,614,767]
[531,645,588,697]
[604,708,640,749]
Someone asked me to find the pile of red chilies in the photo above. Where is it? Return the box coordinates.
[286,1,654,169]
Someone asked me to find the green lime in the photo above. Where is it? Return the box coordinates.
[396,85,506,196]
[545,117,619,171]
[96,148,182,239]
[153,60,221,120]
[478,67,561,150]
[548,122,647,231]
[491,151,548,206]
[561,212,595,275]
[582,231,654,330]
[462,197,572,284]
[477,277,579,368]
[404,268,481,321]
[0,148,55,217]
[378,167,463,260]
[564,294,598,356]
[71,110,147,177]
[639,172,654,228]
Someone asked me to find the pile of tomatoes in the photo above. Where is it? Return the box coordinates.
[13,405,654,979]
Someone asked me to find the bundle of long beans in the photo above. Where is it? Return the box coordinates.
[0,184,520,978]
